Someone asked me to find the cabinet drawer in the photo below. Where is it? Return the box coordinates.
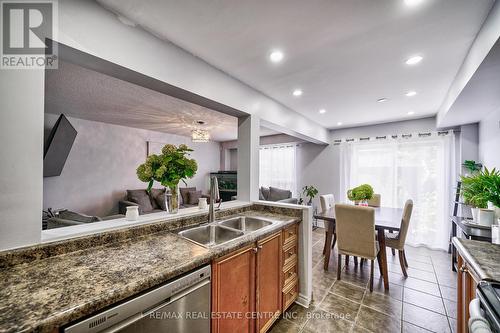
[283,243,298,268]
[282,278,298,312]
[283,260,298,289]
[283,224,298,246]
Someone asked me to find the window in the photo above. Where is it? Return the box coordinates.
[259,144,296,196]
[343,134,455,250]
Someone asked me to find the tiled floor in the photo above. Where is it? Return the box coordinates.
[270,227,458,333]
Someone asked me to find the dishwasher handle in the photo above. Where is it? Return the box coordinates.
[101,278,211,333]
[469,298,493,333]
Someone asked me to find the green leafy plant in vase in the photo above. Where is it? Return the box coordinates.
[137,144,198,214]
[462,160,482,176]
[302,185,318,206]
[461,167,500,224]
[347,184,374,206]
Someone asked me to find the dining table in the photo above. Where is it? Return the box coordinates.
[314,205,404,290]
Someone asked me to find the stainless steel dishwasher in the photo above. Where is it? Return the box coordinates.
[64,265,211,333]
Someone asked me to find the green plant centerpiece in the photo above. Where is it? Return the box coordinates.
[302,185,319,205]
[461,167,500,221]
[462,160,482,175]
[347,184,374,205]
[136,144,198,214]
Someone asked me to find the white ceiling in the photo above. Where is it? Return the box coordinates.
[97,0,494,129]
[45,61,279,141]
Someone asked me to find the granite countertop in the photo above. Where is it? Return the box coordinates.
[452,237,500,282]
[0,209,300,333]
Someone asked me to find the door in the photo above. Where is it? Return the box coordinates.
[256,232,282,333]
[212,245,256,333]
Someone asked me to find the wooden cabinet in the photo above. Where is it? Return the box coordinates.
[282,224,299,312]
[212,245,256,333]
[457,253,480,333]
[256,233,282,333]
[212,222,300,333]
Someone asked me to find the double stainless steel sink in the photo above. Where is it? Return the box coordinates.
[178,216,275,248]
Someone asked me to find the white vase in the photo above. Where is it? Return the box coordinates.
[471,208,480,222]
[478,209,495,226]
[487,202,500,220]
[125,206,139,221]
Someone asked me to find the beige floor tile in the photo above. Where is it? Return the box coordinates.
[283,303,313,329]
[439,285,458,301]
[362,290,403,317]
[302,309,354,333]
[355,305,401,333]
[330,280,366,303]
[402,321,433,332]
[403,303,451,333]
[319,293,361,322]
[403,277,441,297]
[269,318,301,333]
[443,298,457,319]
[403,288,446,315]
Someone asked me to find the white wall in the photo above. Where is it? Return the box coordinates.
[0,70,44,250]
[479,109,500,169]
[43,115,220,217]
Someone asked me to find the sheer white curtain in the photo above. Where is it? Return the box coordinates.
[259,144,297,196]
[341,133,455,250]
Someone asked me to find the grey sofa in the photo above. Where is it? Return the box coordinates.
[46,210,124,229]
[119,188,210,215]
[259,186,298,204]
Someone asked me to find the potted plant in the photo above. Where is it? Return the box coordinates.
[462,160,482,175]
[461,167,499,225]
[137,144,198,214]
[347,184,374,206]
[302,185,318,206]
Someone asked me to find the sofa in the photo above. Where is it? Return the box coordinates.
[119,187,209,215]
[46,210,124,229]
[259,186,298,204]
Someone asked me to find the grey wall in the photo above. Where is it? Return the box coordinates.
[43,115,220,217]
[479,109,500,169]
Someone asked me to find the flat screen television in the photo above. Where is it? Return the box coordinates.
[43,114,77,177]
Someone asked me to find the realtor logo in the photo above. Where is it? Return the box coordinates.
[1,0,58,69]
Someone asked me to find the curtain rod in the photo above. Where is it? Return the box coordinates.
[333,130,452,145]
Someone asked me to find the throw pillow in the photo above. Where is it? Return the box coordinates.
[269,187,292,201]
[180,187,196,205]
[188,190,202,205]
[149,188,167,211]
[127,189,154,213]
[259,188,265,200]
[261,186,270,200]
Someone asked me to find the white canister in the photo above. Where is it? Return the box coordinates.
[198,197,208,210]
[125,206,139,221]
[471,208,480,222]
[478,209,495,226]
[491,224,500,245]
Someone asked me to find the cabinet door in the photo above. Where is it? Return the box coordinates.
[212,245,256,333]
[256,232,282,333]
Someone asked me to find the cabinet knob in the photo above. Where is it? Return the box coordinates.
[288,231,294,236]
[257,245,263,249]
[460,265,468,273]
[253,247,258,253]
[288,251,293,255]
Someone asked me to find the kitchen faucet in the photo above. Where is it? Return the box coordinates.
[209,176,221,223]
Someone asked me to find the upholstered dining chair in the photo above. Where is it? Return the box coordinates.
[384,199,413,277]
[320,194,336,254]
[367,193,381,207]
[335,204,382,292]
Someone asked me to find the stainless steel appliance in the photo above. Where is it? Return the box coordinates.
[469,281,500,333]
[64,265,211,333]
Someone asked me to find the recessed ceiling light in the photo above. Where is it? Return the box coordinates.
[292,89,303,96]
[406,91,417,97]
[337,122,343,126]
[404,0,424,6]
[406,55,423,65]
[269,50,284,63]
[377,98,388,103]
[319,109,326,114]
[408,111,415,115]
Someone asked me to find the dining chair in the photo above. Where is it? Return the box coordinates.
[367,193,381,207]
[335,204,381,292]
[320,194,336,254]
[384,199,413,277]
